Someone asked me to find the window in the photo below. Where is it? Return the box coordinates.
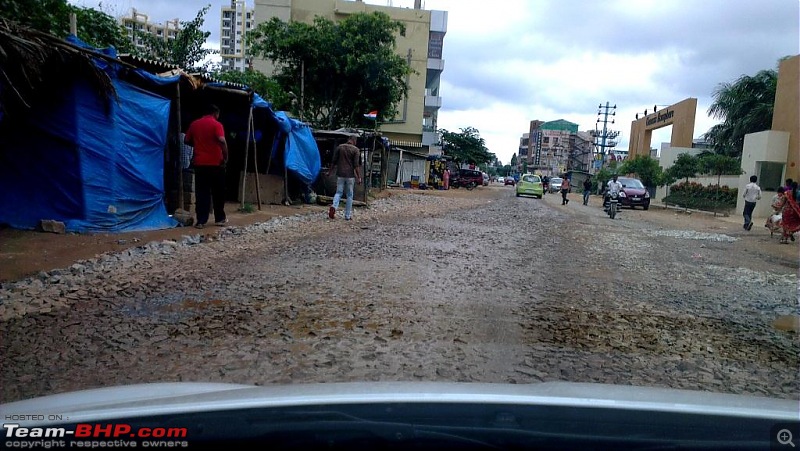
[543,137,550,144]
[757,161,785,191]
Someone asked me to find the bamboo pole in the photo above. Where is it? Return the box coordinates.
[240,107,252,210]
[251,113,262,210]
[176,83,184,210]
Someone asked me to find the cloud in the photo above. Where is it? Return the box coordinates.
[70,0,798,164]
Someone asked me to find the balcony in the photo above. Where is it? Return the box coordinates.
[427,58,444,72]
[422,131,439,146]
[424,94,442,109]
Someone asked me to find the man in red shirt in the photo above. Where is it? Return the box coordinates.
[184,104,229,228]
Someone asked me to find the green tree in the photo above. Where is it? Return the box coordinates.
[619,155,665,189]
[510,153,518,168]
[666,153,700,183]
[138,6,213,71]
[439,127,495,166]
[0,0,133,52]
[248,12,411,129]
[593,167,614,192]
[213,69,291,110]
[699,153,742,186]
[704,66,779,157]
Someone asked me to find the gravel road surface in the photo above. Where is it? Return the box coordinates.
[1,186,797,402]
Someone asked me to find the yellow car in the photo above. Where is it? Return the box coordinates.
[516,173,544,198]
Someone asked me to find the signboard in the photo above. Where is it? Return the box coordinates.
[428,32,445,59]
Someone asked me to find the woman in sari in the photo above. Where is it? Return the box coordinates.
[780,189,800,244]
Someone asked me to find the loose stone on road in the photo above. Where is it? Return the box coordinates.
[1,186,797,403]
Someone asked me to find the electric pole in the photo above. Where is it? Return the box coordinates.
[593,102,620,170]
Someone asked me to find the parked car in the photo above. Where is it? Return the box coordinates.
[482,172,489,186]
[617,177,651,209]
[549,177,563,193]
[504,177,516,186]
[452,169,484,189]
[516,173,544,198]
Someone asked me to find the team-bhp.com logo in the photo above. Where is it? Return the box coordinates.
[4,423,189,448]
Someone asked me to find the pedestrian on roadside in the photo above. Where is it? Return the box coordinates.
[582,177,592,205]
[561,177,571,205]
[327,135,362,220]
[765,187,786,237]
[184,104,228,229]
[783,178,794,193]
[779,186,800,244]
[443,168,450,190]
[793,181,800,203]
[742,175,761,231]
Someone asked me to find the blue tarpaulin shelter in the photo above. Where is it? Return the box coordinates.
[0,32,322,232]
[0,38,178,233]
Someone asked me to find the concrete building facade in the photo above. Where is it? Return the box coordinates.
[253,0,447,150]
[221,0,257,72]
[524,119,585,176]
[120,9,180,52]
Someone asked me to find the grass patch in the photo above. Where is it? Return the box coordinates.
[238,203,256,213]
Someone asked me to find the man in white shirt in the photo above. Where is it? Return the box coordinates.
[742,175,762,231]
[604,175,623,209]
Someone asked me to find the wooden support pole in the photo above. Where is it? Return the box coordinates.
[250,112,262,210]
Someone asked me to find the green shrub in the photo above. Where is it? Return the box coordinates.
[662,181,737,211]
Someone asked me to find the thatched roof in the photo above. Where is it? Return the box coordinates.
[0,19,116,117]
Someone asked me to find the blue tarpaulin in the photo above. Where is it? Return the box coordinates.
[0,36,321,233]
[271,111,321,186]
[0,38,178,233]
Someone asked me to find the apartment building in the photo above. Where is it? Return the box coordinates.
[253,0,447,150]
[120,9,180,52]
[221,0,257,71]
[524,119,585,176]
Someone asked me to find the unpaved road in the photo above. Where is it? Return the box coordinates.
[1,186,797,403]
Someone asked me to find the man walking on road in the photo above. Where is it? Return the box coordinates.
[328,135,362,220]
[561,177,571,205]
[742,175,761,231]
[184,104,228,229]
[582,177,592,205]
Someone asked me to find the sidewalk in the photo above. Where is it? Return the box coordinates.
[544,191,799,266]
[0,201,328,283]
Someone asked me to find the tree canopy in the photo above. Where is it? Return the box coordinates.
[0,0,134,52]
[619,155,665,188]
[666,153,700,183]
[248,12,411,129]
[703,66,779,157]
[439,127,495,166]
[137,6,213,71]
[213,69,291,110]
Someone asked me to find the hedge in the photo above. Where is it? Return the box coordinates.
[662,181,737,211]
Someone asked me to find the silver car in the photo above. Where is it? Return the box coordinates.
[549,177,563,193]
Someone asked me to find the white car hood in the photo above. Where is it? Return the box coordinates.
[2,382,797,426]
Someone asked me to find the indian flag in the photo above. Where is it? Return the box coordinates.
[363,110,378,120]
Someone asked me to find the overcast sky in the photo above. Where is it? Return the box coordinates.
[72,0,799,164]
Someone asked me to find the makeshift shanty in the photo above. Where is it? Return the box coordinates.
[0,21,321,232]
[0,26,177,232]
[116,55,320,211]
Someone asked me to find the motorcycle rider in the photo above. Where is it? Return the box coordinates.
[604,175,623,210]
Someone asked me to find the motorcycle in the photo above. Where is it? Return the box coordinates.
[604,191,619,219]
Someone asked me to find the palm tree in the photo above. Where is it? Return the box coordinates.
[703,68,778,157]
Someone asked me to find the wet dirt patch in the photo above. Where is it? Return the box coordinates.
[522,307,797,367]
